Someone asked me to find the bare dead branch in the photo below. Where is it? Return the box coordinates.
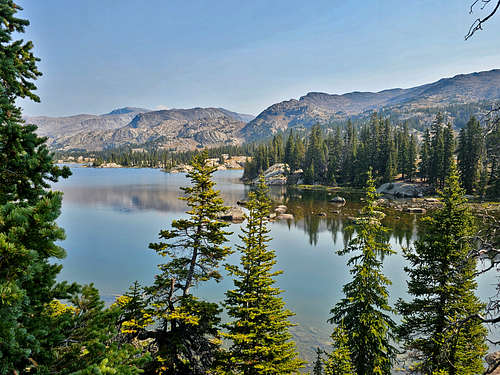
[466,0,500,40]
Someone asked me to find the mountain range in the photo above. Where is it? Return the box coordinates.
[25,69,500,151]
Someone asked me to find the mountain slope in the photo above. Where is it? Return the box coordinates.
[52,107,247,151]
[25,107,151,146]
[242,69,500,139]
[29,69,500,150]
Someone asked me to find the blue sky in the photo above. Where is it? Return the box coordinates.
[16,0,500,117]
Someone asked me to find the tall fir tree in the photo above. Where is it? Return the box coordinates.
[329,170,396,375]
[0,2,76,372]
[285,130,297,172]
[442,123,455,184]
[222,176,304,375]
[326,127,344,186]
[397,163,487,375]
[457,116,484,194]
[341,120,357,184]
[430,113,446,188]
[147,153,232,374]
[419,128,431,181]
[406,134,418,181]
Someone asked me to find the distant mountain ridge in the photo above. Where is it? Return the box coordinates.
[25,107,152,145]
[242,69,500,139]
[25,69,500,151]
[25,107,254,151]
[38,107,251,151]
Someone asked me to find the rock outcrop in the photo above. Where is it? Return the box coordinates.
[254,163,288,185]
[377,182,430,198]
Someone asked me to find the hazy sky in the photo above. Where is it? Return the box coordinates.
[16,0,500,117]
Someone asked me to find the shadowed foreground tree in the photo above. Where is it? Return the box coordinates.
[221,176,304,375]
[397,163,487,375]
[0,1,77,372]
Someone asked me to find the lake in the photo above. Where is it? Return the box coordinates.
[53,166,497,366]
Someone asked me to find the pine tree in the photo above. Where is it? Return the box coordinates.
[222,175,304,375]
[327,127,344,186]
[430,113,445,188]
[285,130,297,172]
[341,120,357,184]
[304,124,327,184]
[442,123,455,183]
[41,284,150,374]
[397,163,487,375]
[457,116,484,194]
[329,170,396,375]
[397,124,410,180]
[419,129,431,181]
[312,347,324,375]
[0,2,76,372]
[323,323,355,375]
[406,134,418,182]
[147,153,232,374]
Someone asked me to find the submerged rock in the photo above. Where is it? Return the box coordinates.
[404,207,427,214]
[276,213,294,221]
[329,196,346,204]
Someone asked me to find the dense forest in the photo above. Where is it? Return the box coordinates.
[243,113,499,197]
[1,2,500,375]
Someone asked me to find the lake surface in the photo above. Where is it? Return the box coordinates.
[53,166,498,366]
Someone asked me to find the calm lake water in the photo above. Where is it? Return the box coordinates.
[53,166,498,366]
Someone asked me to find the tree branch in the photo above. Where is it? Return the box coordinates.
[466,0,500,40]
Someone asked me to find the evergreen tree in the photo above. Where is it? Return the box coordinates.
[0,2,76,372]
[329,170,396,375]
[41,284,150,374]
[430,113,445,188]
[147,153,232,374]
[312,347,324,375]
[222,176,304,375]
[442,123,455,183]
[397,124,410,180]
[457,116,484,194]
[485,118,499,197]
[341,120,357,184]
[327,127,344,185]
[323,323,355,375]
[406,134,418,181]
[304,124,327,184]
[419,129,431,181]
[285,130,297,172]
[397,163,487,375]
